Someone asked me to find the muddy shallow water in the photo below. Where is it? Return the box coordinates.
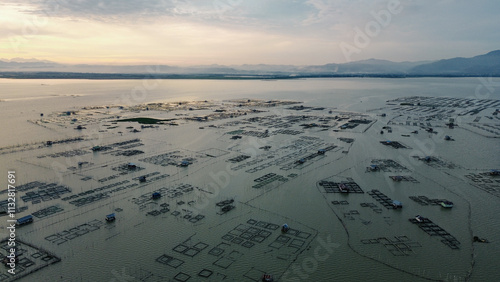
[0,77,499,281]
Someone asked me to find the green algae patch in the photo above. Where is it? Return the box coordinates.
[115,117,176,124]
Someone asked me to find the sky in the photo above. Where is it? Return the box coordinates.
[0,0,499,66]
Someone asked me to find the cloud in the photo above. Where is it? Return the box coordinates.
[14,0,312,28]
[13,0,236,21]
[0,0,498,65]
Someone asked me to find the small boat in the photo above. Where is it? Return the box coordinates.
[338,183,349,193]
[221,205,235,212]
[415,215,425,223]
[262,274,274,282]
[473,236,489,243]
[216,199,234,207]
[392,200,402,209]
[489,169,500,176]
[391,176,403,182]
[105,213,116,222]
[16,215,34,226]
[281,224,290,233]
[440,201,453,208]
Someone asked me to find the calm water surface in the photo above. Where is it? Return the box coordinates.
[0,77,499,281]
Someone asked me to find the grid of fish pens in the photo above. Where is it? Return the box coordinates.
[464,173,500,198]
[414,156,459,169]
[360,236,422,256]
[467,123,500,137]
[408,217,460,249]
[319,181,364,193]
[32,206,64,218]
[331,200,349,205]
[110,149,144,157]
[19,182,71,204]
[389,175,419,183]
[44,220,103,245]
[370,159,410,172]
[227,155,251,163]
[367,190,396,209]
[38,149,90,158]
[131,184,197,206]
[359,202,383,213]
[139,151,195,167]
[66,182,139,207]
[409,196,450,206]
[221,221,277,248]
[230,137,321,172]
[0,239,61,281]
[252,173,288,188]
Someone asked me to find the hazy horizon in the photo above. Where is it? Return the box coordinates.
[0,56,434,67]
[1,0,499,66]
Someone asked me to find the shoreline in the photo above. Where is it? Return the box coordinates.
[1,73,500,80]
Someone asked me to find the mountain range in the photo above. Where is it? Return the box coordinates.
[1,50,499,78]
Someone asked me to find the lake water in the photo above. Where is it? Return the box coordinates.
[0,77,496,147]
[0,77,499,282]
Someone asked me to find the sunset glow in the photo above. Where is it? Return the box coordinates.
[1,0,499,65]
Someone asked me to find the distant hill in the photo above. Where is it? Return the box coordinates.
[409,50,500,76]
[300,59,430,74]
[0,58,60,70]
[1,50,499,78]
